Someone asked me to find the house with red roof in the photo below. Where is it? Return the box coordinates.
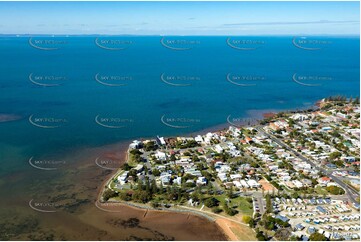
[318,176,332,186]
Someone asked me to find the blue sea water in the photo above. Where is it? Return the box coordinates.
[0,36,359,175]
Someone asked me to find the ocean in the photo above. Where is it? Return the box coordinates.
[0,35,359,240]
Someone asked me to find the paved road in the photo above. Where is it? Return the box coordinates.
[178,205,248,226]
[253,192,265,214]
[255,126,360,205]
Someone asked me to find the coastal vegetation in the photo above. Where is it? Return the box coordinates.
[326,185,345,195]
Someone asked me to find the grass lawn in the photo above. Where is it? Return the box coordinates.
[315,185,329,196]
[127,159,138,167]
[236,197,254,216]
[214,195,253,216]
[110,181,117,190]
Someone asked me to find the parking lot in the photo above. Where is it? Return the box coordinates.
[253,192,266,214]
[272,197,360,240]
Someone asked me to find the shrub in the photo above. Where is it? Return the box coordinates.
[102,189,118,201]
[211,207,223,214]
[223,202,238,216]
[242,215,252,224]
[119,191,132,201]
[204,197,219,208]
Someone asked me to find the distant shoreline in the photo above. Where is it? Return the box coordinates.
[1,34,360,38]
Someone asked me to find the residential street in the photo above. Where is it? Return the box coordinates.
[255,126,360,205]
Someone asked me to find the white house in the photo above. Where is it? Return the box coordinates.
[218,172,227,182]
[214,144,223,153]
[129,140,142,149]
[233,180,242,188]
[230,174,242,180]
[173,176,182,185]
[156,136,166,146]
[196,176,207,186]
[240,180,249,188]
[247,179,261,188]
[117,171,129,185]
[293,180,304,188]
[155,150,167,161]
[194,135,204,143]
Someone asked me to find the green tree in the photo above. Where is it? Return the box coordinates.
[145,177,151,194]
[152,169,161,176]
[223,201,238,216]
[227,186,234,199]
[256,230,267,241]
[122,163,132,171]
[326,185,345,195]
[329,151,342,160]
[169,154,176,161]
[144,166,148,174]
[211,207,223,214]
[192,154,200,162]
[248,218,256,228]
[119,191,132,201]
[289,235,299,241]
[132,190,151,203]
[159,182,164,194]
[144,141,157,151]
[204,197,219,208]
[137,179,143,191]
[151,179,158,194]
[265,194,272,213]
[102,189,117,201]
[309,233,327,241]
[151,201,160,208]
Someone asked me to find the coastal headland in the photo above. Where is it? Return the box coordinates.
[98,97,360,241]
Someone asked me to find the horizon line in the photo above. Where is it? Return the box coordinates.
[1,34,360,37]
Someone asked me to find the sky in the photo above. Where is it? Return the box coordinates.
[0,1,359,35]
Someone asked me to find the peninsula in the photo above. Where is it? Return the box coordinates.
[99,96,360,241]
